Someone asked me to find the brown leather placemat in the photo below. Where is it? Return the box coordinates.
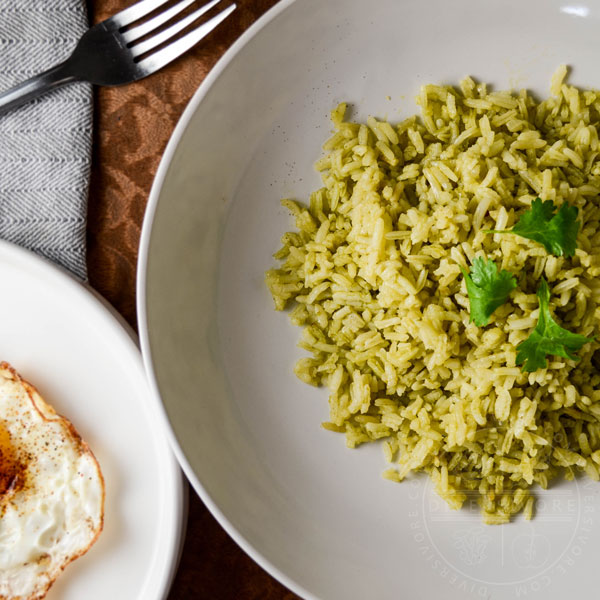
[87,1,300,598]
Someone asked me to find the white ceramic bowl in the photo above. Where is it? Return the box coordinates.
[138,1,600,598]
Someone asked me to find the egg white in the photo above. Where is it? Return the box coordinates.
[0,363,104,600]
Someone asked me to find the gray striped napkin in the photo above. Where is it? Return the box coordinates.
[0,1,92,280]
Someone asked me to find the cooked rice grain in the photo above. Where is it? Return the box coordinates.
[265,66,600,524]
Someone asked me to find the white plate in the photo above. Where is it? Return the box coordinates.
[0,240,184,600]
[138,1,600,598]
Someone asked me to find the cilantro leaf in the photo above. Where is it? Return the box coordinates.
[461,257,517,326]
[516,278,593,372]
[488,198,579,257]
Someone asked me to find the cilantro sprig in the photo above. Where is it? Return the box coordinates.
[461,257,517,326]
[487,198,580,257]
[516,278,593,372]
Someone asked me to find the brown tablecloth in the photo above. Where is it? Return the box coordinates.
[87,1,300,598]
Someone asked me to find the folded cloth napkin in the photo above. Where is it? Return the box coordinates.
[0,0,92,280]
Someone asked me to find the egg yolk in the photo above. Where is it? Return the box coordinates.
[0,420,24,499]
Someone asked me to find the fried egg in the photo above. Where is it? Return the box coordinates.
[0,362,104,600]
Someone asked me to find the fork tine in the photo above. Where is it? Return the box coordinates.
[122,0,204,45]
[128,0,223,55]
[109,0,171,29]
[137,4,236,72]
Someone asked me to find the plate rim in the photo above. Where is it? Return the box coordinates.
[135,0,316,598]
[0,238,186,600]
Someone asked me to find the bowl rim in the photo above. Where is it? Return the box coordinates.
[135,1,314,598]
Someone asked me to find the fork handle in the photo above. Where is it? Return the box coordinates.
[0,61,77,116]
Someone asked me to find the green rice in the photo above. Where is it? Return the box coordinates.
[265,66,600,524]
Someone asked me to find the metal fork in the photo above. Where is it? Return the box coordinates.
[0,0,236,116]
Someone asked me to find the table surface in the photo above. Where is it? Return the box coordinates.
[87,1,300,598]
